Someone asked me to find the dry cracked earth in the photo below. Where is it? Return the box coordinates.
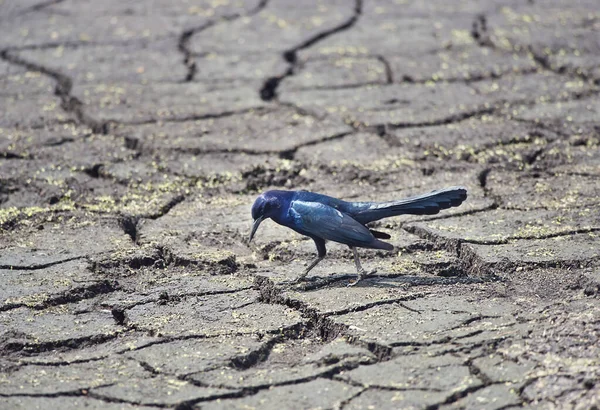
[1,0,600,409]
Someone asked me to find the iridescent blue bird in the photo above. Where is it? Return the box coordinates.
[249,187,467,285]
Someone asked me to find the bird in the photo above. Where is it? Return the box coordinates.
[249,186,467,285]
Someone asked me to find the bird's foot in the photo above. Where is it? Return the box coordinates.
[291,273,308,284]
[347,269,377,287]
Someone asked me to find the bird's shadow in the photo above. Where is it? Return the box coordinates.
[284,273,498,292]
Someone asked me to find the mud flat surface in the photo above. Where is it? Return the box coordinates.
[1,0,599,409]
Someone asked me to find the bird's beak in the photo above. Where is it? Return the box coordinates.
[249,216,264,242]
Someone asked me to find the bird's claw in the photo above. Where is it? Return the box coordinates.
[347,269,377,287]
[291,274,308,284]
[347,279,360,287]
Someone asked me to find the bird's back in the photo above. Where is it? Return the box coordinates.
[293,190,349,210]
[292,190,393,218]
[293,187,467,225]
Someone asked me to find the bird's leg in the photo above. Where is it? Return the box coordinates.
[292,255,323,283]
[348,247,377,287]
[292,237,326,283]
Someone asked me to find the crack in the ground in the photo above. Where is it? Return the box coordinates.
[294,272,487,293]
[1,332,122,356]
[136,359,161,377]
[276,100,328,120]
[25,0,64,13]
[43,136,78,147]
[388,330,484,349]
[84,390,172,408]
[172,358,377,408]
[405,222,600,276]
[452,314,500,329]
[177,0,269,82]
[118,215,141,245]
[357,106,496,137]
[407,221,600,248]
[428,333,510,358]
[469,10,597,86]
[529,46,595,84]
[1,151,32,159]
[145,195,185,220]
[254,275,394,361]
[338,376,444,393]
[466,357,495,386]
[0,280,119,312]
[0,255,87,271]
[90,244,239,279]
[117,327,283,356]
[471,14,494,48]
[324,292,430,317]
[164,131,352,160]
[376,55,394,84]
[415,346,523,409]
[11,324,268,371]
[419,128,557,167]
[424,380,487,409]
[276,131,353,160]
[352,83,599,142]
[338,386,368,410]
[461,227,600,246]
[0,383,116,399]
[254,276,348,342]
[226,335,284,371]
[104,286,254,316]
[290,80,388,92]
[1,39,160,52]
[259,0,362,101]
[1,0,65,20]
[252,273,505,381]
[187,353,373,392]
[290,64,538,92]
[478,167,492,198]
[511,116,573,139]
[12,355,107,368]
[108,107,273,129]
[0,50,106,133]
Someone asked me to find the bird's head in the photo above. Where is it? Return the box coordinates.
[249,191,283,242]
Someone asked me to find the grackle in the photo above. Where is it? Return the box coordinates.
[249,187,467,285]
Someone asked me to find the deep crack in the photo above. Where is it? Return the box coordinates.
[176,0,269,82]
[0,50,107,133]
[0,280,119,312]
[260,0,362,101]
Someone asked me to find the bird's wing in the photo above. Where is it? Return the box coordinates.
[289,200,376,247]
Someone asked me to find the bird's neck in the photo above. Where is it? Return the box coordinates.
[268,190,295,224]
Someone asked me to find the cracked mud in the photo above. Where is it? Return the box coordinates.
[1,0,599,409]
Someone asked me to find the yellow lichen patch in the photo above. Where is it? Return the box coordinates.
[33,304,69,316]
[430,224,465,234]
[191,249,236,265]
[329,155,416,173]
[207,195,248,208]
[525,247,556,258]
[4,293,50,308]
[451,29,476,46]
[197,171,242,189]
[386,256,421,275]
[514,221,588,239]
[0,204,75,227]
[317,45,369,57]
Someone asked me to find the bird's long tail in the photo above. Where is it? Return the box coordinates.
[354,186,467,223]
